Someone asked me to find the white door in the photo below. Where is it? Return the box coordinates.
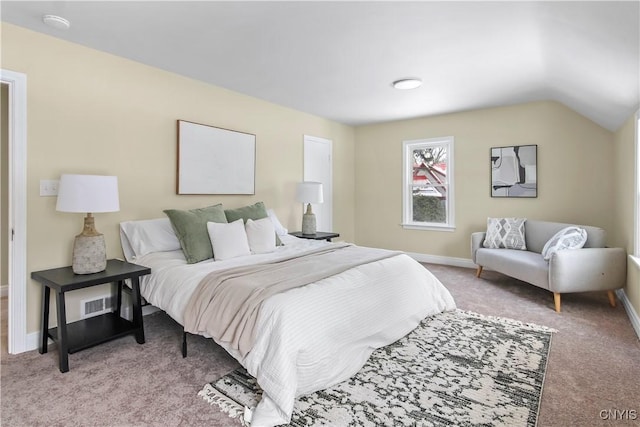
[303,135,332,232]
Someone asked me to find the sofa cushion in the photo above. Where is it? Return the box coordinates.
[476,248,550,289]
[483,217,527,250]
[541,226,588,261]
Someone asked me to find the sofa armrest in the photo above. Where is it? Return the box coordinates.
[470,232,486,264]
[549,247,627,293]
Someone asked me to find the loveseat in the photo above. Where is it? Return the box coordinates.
[471,219,627,312]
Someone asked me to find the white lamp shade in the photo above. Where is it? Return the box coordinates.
[296,181,324,204]
[56,174,120,213]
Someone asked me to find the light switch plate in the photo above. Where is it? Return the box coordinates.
[39,179,59,196]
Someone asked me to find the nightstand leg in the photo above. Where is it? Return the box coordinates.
[131,277,145,344]
[40,286,50,354]
[55,291,69,373]
[115,280,123,317]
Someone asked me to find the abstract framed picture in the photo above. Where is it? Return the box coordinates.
[490,144,537,198]
[177,120,256,195]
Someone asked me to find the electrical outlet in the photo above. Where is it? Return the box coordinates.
[39,179,59,196]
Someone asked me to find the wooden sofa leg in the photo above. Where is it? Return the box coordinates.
[607,290,617,308]
[553,292,561,313]
[475,266,483,278]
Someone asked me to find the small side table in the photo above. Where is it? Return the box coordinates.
[31,259,151,373]
[289,231,340,242]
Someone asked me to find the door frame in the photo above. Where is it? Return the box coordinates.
[303,135,333,232]
[1,69,28,354]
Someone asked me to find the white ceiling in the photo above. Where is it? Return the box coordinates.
[2,1,639,131]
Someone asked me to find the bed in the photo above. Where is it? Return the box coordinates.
[120,210,456,426]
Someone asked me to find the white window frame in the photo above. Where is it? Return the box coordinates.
[634,111,640,258]
[402,136,455,231]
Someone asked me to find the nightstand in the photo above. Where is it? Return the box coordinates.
[31,259,151,373]
[289,231,340,242]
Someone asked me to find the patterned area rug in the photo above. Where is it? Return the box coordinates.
[199,310,554,426]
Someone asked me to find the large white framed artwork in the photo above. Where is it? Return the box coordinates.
[177,120,256,195]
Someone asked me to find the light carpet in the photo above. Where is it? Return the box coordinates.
[199,309,554,426]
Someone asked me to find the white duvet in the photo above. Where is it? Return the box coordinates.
[134,235,456,426]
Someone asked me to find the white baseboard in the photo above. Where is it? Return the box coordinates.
[406,252,476,269]
[25,331,51,352]
[142,305,161,316]
[1,285,7,298]
[616,289,640,341]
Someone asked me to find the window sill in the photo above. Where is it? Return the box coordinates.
[401,223,456,232]
[630,255,640,269]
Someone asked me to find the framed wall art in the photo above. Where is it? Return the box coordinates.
[177,120,256,195]
[490,144,537,198]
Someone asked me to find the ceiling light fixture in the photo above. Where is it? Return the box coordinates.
[392,78,423,90]
[42,14,71,30]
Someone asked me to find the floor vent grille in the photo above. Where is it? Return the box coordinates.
[81,295,115,318]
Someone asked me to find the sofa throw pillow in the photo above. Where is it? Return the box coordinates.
[164,204,228,264]
[483,217,527,250]
[541,226,588,261]
[207,219,251,261]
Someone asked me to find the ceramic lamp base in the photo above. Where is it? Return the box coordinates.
[72,233,106,274]
[301,203,317,235]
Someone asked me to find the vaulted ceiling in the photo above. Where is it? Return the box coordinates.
[2,1,638,131]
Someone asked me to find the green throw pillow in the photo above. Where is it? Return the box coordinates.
[164,204,227,263]
[224,201,269,223]
[224,201,282,246]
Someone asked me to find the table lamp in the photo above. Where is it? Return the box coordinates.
[295,181,323,235]
[56,174,120,274]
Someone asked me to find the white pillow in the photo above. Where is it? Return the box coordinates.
[245,218,277,254]
[541,226,588,261]
[119,218,181,260]
[267,208,288,236]
[207,219,251,261]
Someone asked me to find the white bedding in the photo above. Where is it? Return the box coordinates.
[134,234,456,426]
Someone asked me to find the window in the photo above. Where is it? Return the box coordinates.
[635,112,640,258]
[402,137,455,231]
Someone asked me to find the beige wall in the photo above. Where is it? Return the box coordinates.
[354,101,615,258]
[1,23,355,333]
[613,114,640,316]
